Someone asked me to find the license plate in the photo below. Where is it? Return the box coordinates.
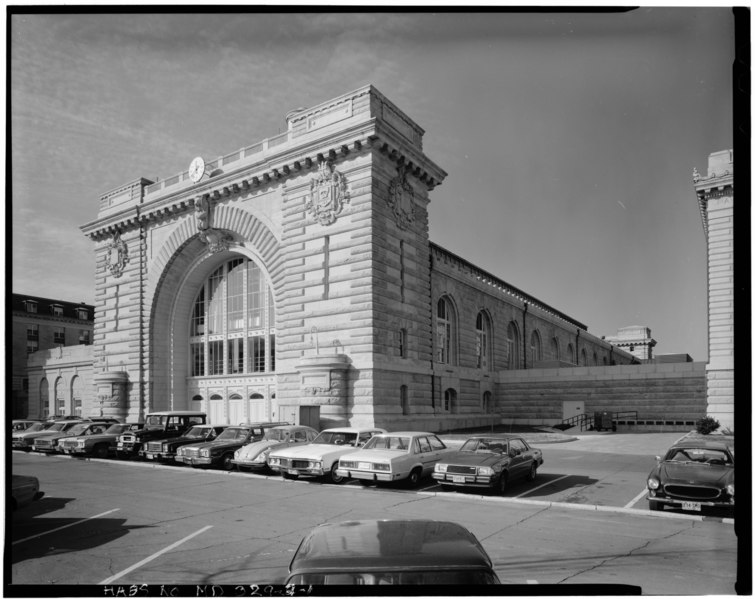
[358,462,371,470]
[452,475,466,483]
[146,454,154,460]
[682,501,701,512]
[287,469,298,475]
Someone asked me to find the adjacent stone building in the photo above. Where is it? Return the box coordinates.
[65,85,637,431]
[10,294,94,418]
[694,149,734,431]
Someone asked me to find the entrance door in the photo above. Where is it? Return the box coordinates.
[228,396,243,425]
[562,401,584,423]
[247,394,265,423]
[209,395,225,424]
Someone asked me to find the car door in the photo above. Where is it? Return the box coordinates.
[416,436,444,475]
[508,438,532,480]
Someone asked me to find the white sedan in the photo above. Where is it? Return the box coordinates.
[267,427,386,484]
[336,432,451,486]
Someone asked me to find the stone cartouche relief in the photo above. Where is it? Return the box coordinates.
[105,232,129,278]
[195,195,233,253]
[306,160,350,225]
[387,164,415,230]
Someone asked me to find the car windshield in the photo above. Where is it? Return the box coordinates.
[459,438,508,454]
[145,415,168,428]
[66,423,90,435]
[312,431,359,446]
[666,447,732,465]
[264,428,291,441]
[105,424,130,434]
[47,423,68,432]
[24,422,48,433]
[362,436,411,451]
[216,427,250,441]
[288,570,498,585]
[184,427,211,438]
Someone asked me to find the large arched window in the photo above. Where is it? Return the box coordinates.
[71,376,83,417]
[551,337,560,361]
[475,311,492,370]
[189,257,275,378]
[530,330,542,366]
[567,343,575,365]
[435,297,456,365]
[55,377,66,417]
[507,322,520,370]
[40,378,49,419]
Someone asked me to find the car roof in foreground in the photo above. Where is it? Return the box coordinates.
[289,519,492,572]
[671,438,733,451]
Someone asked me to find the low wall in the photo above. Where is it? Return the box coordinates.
[496,362,707,426]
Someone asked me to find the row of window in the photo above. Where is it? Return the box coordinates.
[399,386,495,416]
[22,300,89,319]
[38,376,83,418]
[26,326,91,353]
[434,297,612,369]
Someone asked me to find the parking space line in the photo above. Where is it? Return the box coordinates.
[516,475,570,498]
[13,509,120,545]
[624,488,648,509]
[99,525,213,584]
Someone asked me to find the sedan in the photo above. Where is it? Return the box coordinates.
[232,425,319,472]
[336,432,451,486]
[646,435,734,513]
[432,435,543,494]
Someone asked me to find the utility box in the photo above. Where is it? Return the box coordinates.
[594,411,614,431]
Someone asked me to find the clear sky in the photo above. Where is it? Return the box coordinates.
[10,8,736,362]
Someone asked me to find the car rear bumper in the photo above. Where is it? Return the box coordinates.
[335,469,401,482]
[431,473,498,488]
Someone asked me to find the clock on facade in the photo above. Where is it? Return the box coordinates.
[189,157,205,183]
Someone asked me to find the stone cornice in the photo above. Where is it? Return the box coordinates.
[81,119,447,241]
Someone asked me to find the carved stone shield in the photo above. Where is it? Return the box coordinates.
[388,164,415,230]
[307,160,349,225]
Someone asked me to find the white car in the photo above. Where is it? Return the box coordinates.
[232,425,319,471]
[267,427,386,483]
[336,431,451,486]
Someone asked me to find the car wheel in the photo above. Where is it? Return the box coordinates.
[526,463,537,482]
[93,444,109,459]
[649,500,664,512]
[328,464,344,484]
[221,454,234,471]
[498,472,508,495]
[407,467,423,487]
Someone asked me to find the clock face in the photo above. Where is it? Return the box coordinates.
[189,157,205,183]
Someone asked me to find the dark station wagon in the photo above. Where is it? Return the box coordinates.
[141,425,228,462]
[646,434,734,513]
[285,519,500,585]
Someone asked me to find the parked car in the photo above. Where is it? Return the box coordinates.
[12,419,42,433]
[14,419,95,452]
[285,519,500,585]
[115,411,207,458]
[11,475,45,511]
[646,435,735,513]
[232,425,319,471]
[141,425,227,462]
[33,421,112,454]
[268,427,386,484]
[58,423,144,458]
[11,421,55,450]
[175,422,288,470]
[336,431,452,486]
[432,435,543,493]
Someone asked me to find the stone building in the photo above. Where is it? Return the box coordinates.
[694,149,734,430]
[65,85,638,430]
[604,325,658,362]
[10,294,94,418]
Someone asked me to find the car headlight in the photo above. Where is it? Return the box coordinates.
[268,457,279,466]
[254,450,269,463]
[726,483,734,496]
[647,477,660,490]
[435,464,447,473]
[478,466,494,476]
[199,449,210,457]
[311,460,322,469]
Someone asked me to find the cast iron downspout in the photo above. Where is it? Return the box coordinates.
[576,329,580,366]
[523,302,528,369]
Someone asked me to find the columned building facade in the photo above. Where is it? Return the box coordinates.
[694,149,734,430]
[79,86,636,430]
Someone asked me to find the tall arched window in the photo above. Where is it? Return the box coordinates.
[507,322,520,370]
[40,378,49,419]
[55,377,66,417]
[482,391,492,414]
[530,330,542,366]
[551,337,560,361]
[71,376,83,417]
[189,257,275,378]
[581,348,587,366]
[436,297,456,365]
[444,388,457,413]
[400,385,409,415]
[567,343,575,365]
[476,311,492,370]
